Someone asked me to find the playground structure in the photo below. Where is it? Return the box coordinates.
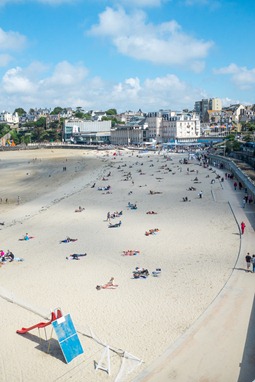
[16,308,84,364]
[14,304,143,376]
[16,308,62,334]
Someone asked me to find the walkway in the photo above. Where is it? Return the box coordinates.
[135,173,255,382]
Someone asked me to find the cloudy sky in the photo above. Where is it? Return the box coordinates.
[0,0,254,113]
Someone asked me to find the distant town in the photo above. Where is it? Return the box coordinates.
[0,98,255,148]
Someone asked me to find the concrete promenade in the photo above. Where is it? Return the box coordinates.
[135,170,255,382]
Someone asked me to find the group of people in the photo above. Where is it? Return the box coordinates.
[107,211,122,221]
[0,249,15,262]
[128,202,137,210]
[133,267,150,278]
[245,253,255,273]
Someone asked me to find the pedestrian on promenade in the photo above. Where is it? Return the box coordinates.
[252,255,255,273]
[242,197,246,208]
[234,182,237,190]
[245,253,252,272]
[241,221,246,235]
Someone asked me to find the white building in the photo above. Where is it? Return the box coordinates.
[0,111,19,125]
[145,110,200,144]
[64,119,111,144]
[162,111,200,143]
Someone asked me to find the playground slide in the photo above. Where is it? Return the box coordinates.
[16,309,62,334]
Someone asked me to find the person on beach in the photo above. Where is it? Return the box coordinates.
[234,182,237,190]
[240,221,246,235]
[252,255,255,273]
[66,253,87,260]
[245,253,252,272]
[24,233,30,241]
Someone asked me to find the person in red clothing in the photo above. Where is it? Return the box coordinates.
[241,221,246,235]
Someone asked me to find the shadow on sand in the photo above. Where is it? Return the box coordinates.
[17,331,65,362]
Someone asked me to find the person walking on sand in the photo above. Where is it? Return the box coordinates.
[245,253,252,272]
[241,221,246,235]
[252,255,255,273]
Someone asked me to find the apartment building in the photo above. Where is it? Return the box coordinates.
[161,111,200,143]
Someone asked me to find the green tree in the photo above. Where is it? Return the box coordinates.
[51,107,63,115]
[74,112,85,119]
[0,124,11,137]
[35,117,46,128]
[14,108,26,116]
[10,129,20,145]
[105,108,117,116]
[31,126,48,142]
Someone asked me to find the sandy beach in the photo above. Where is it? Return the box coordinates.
[0,147,240,382]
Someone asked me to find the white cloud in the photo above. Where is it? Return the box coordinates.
[214,64,255,90]
[0,61,205,111]
[40,61,88,87]
[89,7,213,71]
[2,67,36,93]
[0,27,27,51]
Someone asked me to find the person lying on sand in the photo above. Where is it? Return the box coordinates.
[96,277,118,290]
[149,190,162,195]
[146,211,157,214]
[66,253,87,260]
[122,250,140,256]
[75,206,85,212]
[145,228,159,236]
[108,221,122,228]
[60,237,78,243]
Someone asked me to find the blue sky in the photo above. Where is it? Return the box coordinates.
[0,0,254,113]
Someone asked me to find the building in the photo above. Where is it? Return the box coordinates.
[146,111,163,143]
[110,117,148,145]
[194,98,222,122]
[63,119,111,144]
[0,111,19,125]
[161,111,200,143]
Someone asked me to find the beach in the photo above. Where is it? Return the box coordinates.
[0,148,240,381]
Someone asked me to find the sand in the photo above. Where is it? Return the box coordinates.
[0,148,240,382]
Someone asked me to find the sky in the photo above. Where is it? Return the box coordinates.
[0,0,254,114]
